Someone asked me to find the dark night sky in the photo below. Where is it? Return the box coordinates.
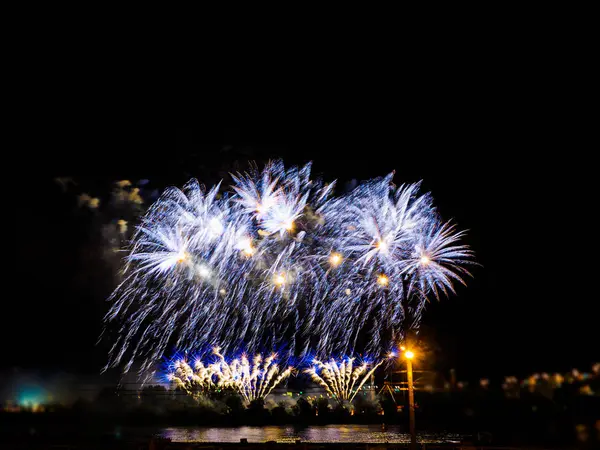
[6,63,596,384]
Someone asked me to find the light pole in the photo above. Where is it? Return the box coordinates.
[404,349,416,450]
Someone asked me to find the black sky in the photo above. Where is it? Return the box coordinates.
[7,57,596,383]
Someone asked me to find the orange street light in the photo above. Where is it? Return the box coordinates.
[403,349,417,450]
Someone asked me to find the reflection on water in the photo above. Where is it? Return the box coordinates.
[159,425,463,443]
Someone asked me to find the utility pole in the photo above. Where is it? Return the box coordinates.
[406,356,416,450]
[370,373,375,401]
[401,347,416,450]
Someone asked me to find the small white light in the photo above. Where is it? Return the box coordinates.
[238,237,255,256]
[209,217,224,236]
[176,251,188,263]
[329,253,342,266]
[377,274,389,286]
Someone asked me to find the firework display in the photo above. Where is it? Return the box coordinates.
[104,161,474,374]
[167,358,216,400]
[167,347,293,403]
[305,357,386,403]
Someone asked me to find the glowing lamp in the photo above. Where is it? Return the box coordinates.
[405,350,415,360]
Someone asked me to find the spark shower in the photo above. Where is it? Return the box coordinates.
[103,161,474,374]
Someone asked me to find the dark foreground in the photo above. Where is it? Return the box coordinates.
[0,426,464,450]
[2,415,599,449]
[1,425,597,450]
[0,439,562,450]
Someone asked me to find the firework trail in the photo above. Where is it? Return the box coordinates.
[167,347,293,403]
[104,161,474,374]
[305,357,386,403]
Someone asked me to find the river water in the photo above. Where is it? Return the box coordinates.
[158,425,464,444]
